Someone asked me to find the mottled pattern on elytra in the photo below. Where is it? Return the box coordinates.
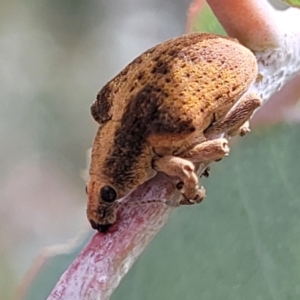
[88,33,258,226]
[104,84,196,188]
[90,33,257,191]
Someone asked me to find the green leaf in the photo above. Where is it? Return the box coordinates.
[281,0,300,8]
[191,2,225,35]
[112,124,300,300]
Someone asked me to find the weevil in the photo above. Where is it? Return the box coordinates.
[86,33,261,232]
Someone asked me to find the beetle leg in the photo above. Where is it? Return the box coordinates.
[204,92,262,137]
[153,156,205,204]
[180,138,229,162]
[238,120,251,136]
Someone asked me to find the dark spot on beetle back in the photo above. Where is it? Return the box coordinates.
[137,72,144,80]
[151,60,169,75]
[132,56,143,64]
[167,49,179,57]
[91,83,112,124]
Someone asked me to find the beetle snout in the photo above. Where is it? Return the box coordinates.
[88,201,119,233]
[89,219,111,233]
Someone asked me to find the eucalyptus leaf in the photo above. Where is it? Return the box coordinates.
[280,0,300,8]
[112,124,300,300]
[191,2,225,35]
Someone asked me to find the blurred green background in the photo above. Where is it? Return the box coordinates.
[1,1,299,300]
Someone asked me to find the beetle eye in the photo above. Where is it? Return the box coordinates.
[100,185,117,202]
